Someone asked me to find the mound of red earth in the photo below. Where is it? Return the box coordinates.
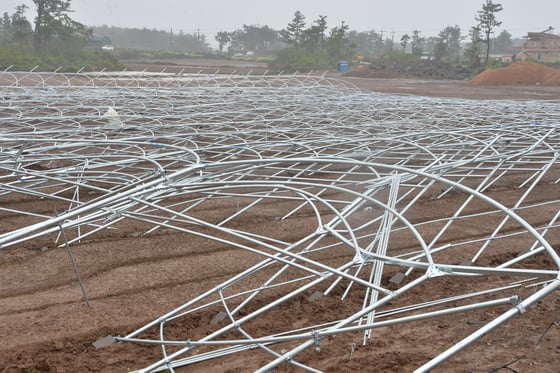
[469,61,560,86]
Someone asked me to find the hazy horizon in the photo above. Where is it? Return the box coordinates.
[3,0,559,43]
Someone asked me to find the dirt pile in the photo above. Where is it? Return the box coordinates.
[346,60,475,81]
[389,60,475,80]
[469,61,560,86]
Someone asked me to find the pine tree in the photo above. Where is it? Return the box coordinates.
[280,10,306,46]
[32,0,89,55]
[475,0,503,65]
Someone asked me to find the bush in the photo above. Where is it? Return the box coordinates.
[268,48,331,73]
[0,44,39,70]
[486,59,510,69]
[0,43,124,72]
[544,61,560,69]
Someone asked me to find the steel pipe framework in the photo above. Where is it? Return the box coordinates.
[0,71,559,372]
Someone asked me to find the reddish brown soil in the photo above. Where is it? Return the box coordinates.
[1,181,558,373]
[469,61,560,86]
[340,75,560,100]
[1,68,559,373]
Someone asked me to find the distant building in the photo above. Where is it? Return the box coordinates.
[501,55,513,63]
[513,28,560,63]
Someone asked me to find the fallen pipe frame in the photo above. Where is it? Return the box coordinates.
[0,71,559,372]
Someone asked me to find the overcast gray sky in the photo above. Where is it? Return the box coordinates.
[3,0,558,43]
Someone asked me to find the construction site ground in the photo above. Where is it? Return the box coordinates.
[0,60,559,373]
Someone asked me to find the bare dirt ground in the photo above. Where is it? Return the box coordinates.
[123,58,560,100]
[122,58,269,76]
[339,76,560,100]
[1,62,559,373]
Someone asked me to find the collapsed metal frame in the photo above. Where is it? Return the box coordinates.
[1,72,559,372]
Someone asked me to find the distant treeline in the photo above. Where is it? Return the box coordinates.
[90,26,212,53]
[0,3,122,72]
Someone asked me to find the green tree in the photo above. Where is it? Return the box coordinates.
[433,25,461,61]
[383,37,394,55]
[280,10,306,46]
[400,33,410,52]
[1,11,12,41]
[410,30,424,56]
[475,0,503,65]
[464,26,483,67]
[268,47,329,73]
[492,29,512,54]
[348,30,384,57]
[302,15,328,51]
[2,11,11,30]
[32,0,90,55]
[224,25,279,56]
[215,31,231,53]
[423,36,437,57]
[12,5,32,42]
[271,12,354,72]
[240,25,278,55]
[327,21,354,62]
